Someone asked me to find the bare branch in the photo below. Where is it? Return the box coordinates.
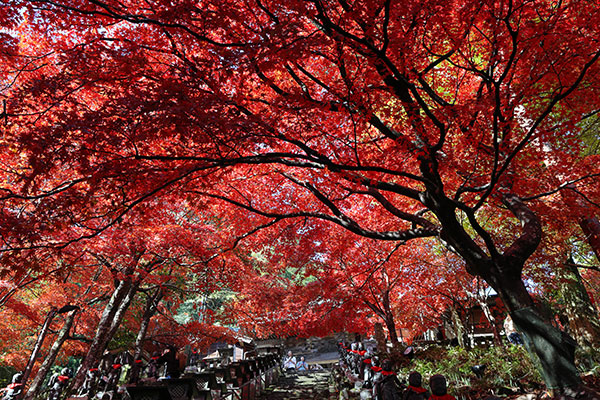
[190,189,438,242]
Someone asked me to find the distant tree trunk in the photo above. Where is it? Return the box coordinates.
[130,288,163,384]
[560,181,600,264]
[382,290,399,345]
[20,308,57,392]
[558,192,600,350]
[373,323,387,355]
[104,278,141,344]
[449,304,466,348]
[481,301,503,347]
[363,292,398,349]
[473,291,503,347]
[71,272,140,390]
[24,309,78,400]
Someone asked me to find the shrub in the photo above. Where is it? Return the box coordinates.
[396,345,543,399]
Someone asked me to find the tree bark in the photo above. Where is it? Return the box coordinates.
[431,191,582,392]
[129,288,163,384]
[384,315,399,344]
[103,277,141,347]
[23,309,78,400]
[449,304,466,348]
[490,272,581,392]
[71,277,141,390]
[382,290,399,345]
[71,276,134,390]
[20,308,57,393]
[373,322,388,355]
[474,294,503,347]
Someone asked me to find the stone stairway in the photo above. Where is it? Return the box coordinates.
[258,370,335,400]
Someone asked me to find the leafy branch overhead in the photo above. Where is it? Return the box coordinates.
[0,0,600,392]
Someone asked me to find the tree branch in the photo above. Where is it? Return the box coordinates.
[501,193,542,271]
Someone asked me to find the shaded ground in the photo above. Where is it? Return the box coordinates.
[259,370,335,400]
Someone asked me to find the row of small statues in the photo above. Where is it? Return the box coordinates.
[1,347,191,400]
[1,368,77,400]
[337,337,456,400]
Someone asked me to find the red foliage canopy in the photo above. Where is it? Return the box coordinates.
[1,0,600,389]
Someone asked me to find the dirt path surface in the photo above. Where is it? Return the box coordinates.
[259,371,335,400]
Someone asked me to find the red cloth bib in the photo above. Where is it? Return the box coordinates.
[430,394,455,400]
[408,386,427,394]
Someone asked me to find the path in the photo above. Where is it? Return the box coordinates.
[259,371,335,400]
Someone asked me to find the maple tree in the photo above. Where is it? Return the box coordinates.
[223,232,375,338]
[1,0,600,393]
[59,201,243,389]
[0,201,239,394]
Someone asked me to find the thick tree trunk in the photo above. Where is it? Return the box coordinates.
[431,192,583,393]
[490,272,581,392]
[20,308,57,393]
[384,315,399,344]
[24,309,77,400]
[492,195,581,392]
[130,288,163,384]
